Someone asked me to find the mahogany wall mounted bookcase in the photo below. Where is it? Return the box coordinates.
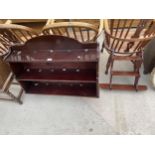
[6,35,99,97]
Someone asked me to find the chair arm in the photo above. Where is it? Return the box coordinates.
[46,19,55,25]
[5,20,12,24]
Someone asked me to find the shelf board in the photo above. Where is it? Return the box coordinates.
[24,83,97,97]
[7,49,98,63]
[17,69,97,83]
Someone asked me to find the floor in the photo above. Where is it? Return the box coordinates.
[0,32,155,135]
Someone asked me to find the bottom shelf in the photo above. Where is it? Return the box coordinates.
[21,81,98,97]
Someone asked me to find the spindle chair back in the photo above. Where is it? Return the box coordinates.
[104,19,155,55]
[42,22,99,43]
[0,24,38,57]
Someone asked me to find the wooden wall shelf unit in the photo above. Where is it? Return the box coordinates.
[6,35,99,97]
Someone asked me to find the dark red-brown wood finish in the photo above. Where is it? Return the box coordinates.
[100,19,155,91]
[6,35,99,97]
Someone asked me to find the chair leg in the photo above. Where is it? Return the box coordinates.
[105,55,112,74]
[134,75,140,91]
[134,59,142,91]
[101,42,104,53]
[109,58,114,89]
[100,52,147,91]
[6,90,23,104]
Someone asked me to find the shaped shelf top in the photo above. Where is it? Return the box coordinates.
[6,35,99,63]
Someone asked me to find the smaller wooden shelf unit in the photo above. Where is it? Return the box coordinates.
[6,35,99,97]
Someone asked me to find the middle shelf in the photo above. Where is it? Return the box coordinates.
[10,62,97,83]
[17,69,97,83]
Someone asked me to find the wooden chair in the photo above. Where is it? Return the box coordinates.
[43,20,103,43]
[100,19,155,91]
[0,22,38,57]
[0,21,38,104]
[0,56,23,104]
